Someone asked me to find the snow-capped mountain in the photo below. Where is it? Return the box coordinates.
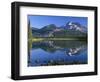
[66,21,87,33]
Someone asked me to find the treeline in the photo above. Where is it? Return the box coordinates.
[53,30,87,38]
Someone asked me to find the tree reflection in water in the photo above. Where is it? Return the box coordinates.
[28,40,87,67]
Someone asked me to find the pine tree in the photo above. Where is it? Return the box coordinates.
[28,19,33,40]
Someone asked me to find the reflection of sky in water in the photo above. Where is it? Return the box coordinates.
[28,41,88,67]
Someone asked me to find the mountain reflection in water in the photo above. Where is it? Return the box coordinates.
[28,40,87,67]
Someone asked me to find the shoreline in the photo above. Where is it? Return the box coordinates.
[30,37,87,42]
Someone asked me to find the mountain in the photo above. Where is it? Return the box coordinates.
[31,21,87,38]
[41,24,57,31]
[66,22,87,33]
[58,21,87,33]
[31,27,39,30]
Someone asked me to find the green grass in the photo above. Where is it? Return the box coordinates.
[32,38,78,41]
[31,37,87,42]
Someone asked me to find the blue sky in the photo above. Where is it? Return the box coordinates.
[28,15,88,29]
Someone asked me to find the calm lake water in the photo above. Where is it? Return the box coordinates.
[28,40,87,67]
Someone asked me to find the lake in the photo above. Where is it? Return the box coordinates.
[28,40,87,67]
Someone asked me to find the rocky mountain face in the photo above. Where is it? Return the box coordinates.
[66,22,87,33]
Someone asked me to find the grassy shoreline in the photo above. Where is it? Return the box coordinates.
[30,37,87,42]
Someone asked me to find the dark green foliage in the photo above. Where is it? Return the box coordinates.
[53,29,87,38]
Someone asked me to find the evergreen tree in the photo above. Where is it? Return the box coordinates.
[28,19,33,40]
